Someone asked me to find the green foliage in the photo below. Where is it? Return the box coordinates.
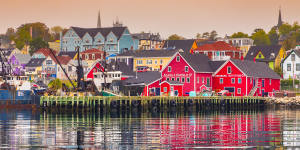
[195,33,201,39]
[281,79,300,86]
[48,79,62,90]
[29,37,49,55]
[279,23,293,36]
[268,28,279,45]
[231,32,249,38]
[167,34,185,40]
[13,25,31,50]
[50,26,64,41]
[209,30,218,40]
[251,29,271,45]
[274,67,283,76]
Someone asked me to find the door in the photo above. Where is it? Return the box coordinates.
[224,87,235,96]
[155,88,160,96]
[174,90,179,96]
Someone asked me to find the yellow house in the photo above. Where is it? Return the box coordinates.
[133,49,182,71]
[245,45,286,70]
[25,58,45,81]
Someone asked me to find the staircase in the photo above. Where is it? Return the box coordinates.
[248,83,259,96]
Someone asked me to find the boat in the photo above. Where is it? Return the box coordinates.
[0,76,40,109]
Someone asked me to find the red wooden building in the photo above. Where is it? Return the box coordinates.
[161,51,223,96]
[193,41,243,61]
[80,48,105,61]
[160,80,183,96]
[212,59,281,96]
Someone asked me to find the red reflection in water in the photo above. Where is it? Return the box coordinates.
[149,112,281,148]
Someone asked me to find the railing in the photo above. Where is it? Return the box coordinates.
[212,56,230,61]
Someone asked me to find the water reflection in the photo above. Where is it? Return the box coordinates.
[0,108,299,149]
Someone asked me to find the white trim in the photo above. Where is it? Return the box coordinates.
[146,78,161,86]
[160,52,180,73]
[194,72,196,91]
[213,59,247,77]
[246,76,248,96]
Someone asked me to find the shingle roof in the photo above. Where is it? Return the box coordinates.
[81,48,104,54]
[209,61,226,72]
[117,49,180,58]
[180,52,214,72]
[230,59,281,79]
[196,40,216,46]
[58,51,77,59]
[194,41,240,52]
[34,48,56,58]
[162,40,195,52]
[54,56,72,65]
[71,26,127,40]
[26,58,46,67]
[125,71,161,85]
[105,60,135,76]
[245,45,282,61]
[132,33,161,41]
[13,53,31,64]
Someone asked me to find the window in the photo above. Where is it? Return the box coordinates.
[46,60,52,65]
[181,77,185,83]
[269,79,272,85]
[167,77,169,81]
[168,66,172,72]
[187,77,190,83]
[197,77,199,83]
[297,63,300,71]
[85,54,89,60]
[176,56,180,62]
[185,66,188,72]
[238,78,242,84]
[287,64,291,71]
[227,66,232,74]
[202,77,204,83]
[176,77,180,82]
[137,60,143,65]
[92,54,95,60]
[220,78,223,84]
[231,78,235,84]
[250,78,252,84]
[291,54,295,61]
[68,66,72,72]
[147,60,152,64]
[160,59,163,64]
[204,51,208,56]
[164,87,167,92]
[155,60,158,64]
[262,79,265,87]
[206,78,210,86]
[237,88,241,94]
[171,78,175,81]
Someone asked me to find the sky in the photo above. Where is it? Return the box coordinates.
[0,0,300,39]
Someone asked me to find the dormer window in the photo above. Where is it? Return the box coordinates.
[98,39,102,43]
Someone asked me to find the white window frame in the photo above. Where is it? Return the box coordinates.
[176,56,180,62]
[168,66,172,72]
[231,78,235,84]
[220,78,223,84]
[187,77,190,83]
[185,66,188,72]
[227,66,232,74]
[137,60,143,65]
[237,88,241,94]
[238,78,242,84]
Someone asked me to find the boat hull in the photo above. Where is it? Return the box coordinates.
[0,90,40,108]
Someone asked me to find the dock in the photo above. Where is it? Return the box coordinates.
[40,96,266,112]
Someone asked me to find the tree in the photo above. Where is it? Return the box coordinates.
[209,30,218,40]
[29,37,49,55]
[231,32,249,38]
[167,34,185,40]
[48,79,62,91]
[195,33,202,39]
[251,29,271,45]
[50,26,64,41]
[279,23,293,36]
[202,32,210,39]
[13,25,31,50]
[268,28,279,45]
[282,36,297,50]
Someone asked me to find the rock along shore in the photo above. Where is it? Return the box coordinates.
[266,97,300,106]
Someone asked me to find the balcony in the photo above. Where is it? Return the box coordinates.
[212,55,231,61]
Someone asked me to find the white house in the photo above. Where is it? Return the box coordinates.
[282,49,300,79]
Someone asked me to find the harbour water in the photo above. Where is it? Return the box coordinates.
[0,107,299,149]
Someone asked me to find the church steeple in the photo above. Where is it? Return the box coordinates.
[97,10,101,28]
[277,7,283,27]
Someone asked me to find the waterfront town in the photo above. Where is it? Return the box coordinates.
[2,0,300,149]
[1,9,299,98]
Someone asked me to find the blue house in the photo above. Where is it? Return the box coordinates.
[61,26,138,54]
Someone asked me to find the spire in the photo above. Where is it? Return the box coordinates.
[277,7,283,27]
[97,10,101,28]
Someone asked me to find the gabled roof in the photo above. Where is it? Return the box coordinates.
[162,40,195,52]
[125,71,161,85]
[34,48,56,58]
[194,41,240,51]
[81,48,104,54]
[282,49,300,63]
[53,56,72,65]
[58,51,77,59]
[209,61,226,72]
[13,53,31,64]
[132,33,161,41]
[70,26,127,40]
[26,58,46,67]
[245,45,282,61]
[117,49,181,58]
[179,52,214,72]
[229,59,281,79]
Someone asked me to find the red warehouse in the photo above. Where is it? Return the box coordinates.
[193,41,243,61]
[161,51,223,96]
[212,59,281,96]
